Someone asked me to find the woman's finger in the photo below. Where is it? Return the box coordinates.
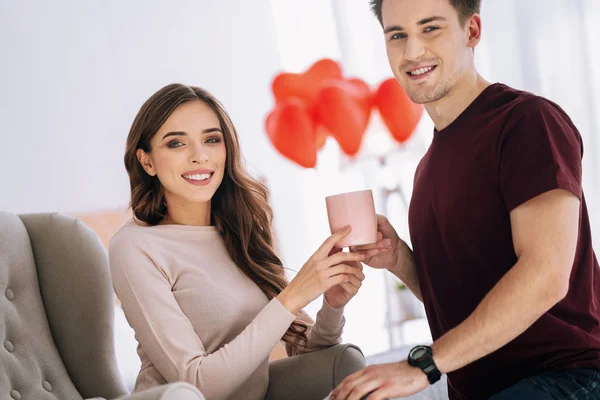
[328,246,343,257]
[325,251,364,267]
[344,275,362,290]
[325,264,361,278]
[316,226,352,256]
[338,282,355,294]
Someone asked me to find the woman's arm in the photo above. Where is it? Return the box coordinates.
[110,230,296,400]
[284,297,345,356]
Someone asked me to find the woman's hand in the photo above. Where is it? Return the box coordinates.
[324,224,395,309]
[323,246,365,309]
[277,227,366,314]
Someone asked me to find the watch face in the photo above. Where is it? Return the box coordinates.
[413,348,428,360]
[410,345,431,362]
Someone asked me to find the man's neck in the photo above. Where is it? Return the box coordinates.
[425,72,491,131]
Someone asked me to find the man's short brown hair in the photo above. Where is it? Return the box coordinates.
[369,0,481,27]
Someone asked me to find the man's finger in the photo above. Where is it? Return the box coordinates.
[350,238,392,252]
[334,374,372,400]
[348,379,382,400]
[366,387,390,400]
[358,247,392,259]
[376,214,389,226]
[331,369,366,398]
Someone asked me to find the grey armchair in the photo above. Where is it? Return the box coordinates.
[0,211,366,400]
[0,211,204,399]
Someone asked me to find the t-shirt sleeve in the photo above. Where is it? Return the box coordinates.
[498,98,583,212]
[109,230,296,399]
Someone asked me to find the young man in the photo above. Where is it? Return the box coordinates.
[329,0,600,399]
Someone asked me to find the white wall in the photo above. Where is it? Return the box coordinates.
[0,0,394,363]
[0,0,284,214]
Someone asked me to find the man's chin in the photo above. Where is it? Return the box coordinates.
[406,86,446,105]
[407,92,435,105]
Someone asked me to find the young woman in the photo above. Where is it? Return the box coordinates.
[108,83,390,400]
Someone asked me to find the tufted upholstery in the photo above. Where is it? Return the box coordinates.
[0,211,204,400]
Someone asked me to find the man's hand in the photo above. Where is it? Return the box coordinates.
[350,215,401,271]
[351,215,422,301]
[329,361,429,400]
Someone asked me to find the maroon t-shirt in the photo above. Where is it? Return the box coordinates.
[408,83,600,399]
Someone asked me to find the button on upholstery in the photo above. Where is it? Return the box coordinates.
[4,341,14,352]
[42,381,52,392]
[10,390,21,400]
[5,288,14,301]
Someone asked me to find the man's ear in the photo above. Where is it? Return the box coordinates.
[466,14,482,48]
[136,148,156,176]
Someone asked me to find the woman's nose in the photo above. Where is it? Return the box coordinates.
[188,143,209,164]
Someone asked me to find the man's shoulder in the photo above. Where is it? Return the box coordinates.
[489,83,570,122]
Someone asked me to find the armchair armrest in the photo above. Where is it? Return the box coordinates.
[265,344,366,400]
[85,382,205,400]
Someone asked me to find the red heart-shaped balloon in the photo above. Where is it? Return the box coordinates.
[347,77,374,112]
[314,80,372,157]
[271,58,343,109]
[315,125,329,150]
[375,78,424,143]
[265,98,317,168]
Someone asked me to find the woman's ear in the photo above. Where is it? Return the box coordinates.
[136,148,156,176]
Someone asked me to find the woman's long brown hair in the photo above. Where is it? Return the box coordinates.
[124,83,310,351]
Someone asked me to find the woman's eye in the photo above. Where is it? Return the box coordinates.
[167,141,183,148]
[206,137,221,144]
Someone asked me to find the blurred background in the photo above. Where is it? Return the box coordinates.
[2,0,599,391]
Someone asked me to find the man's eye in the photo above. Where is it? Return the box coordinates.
[391,33,407,40]
[167,141,183,148]
[424,26,440,33]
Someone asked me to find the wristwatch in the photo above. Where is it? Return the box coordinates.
[407,345,442,384]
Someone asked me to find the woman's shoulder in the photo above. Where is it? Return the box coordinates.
[109,218,153,257]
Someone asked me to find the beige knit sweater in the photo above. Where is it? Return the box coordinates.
[109,220,345,400]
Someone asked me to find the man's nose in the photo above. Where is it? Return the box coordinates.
[404,37,426,61]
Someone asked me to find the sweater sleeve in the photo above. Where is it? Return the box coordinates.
[285,297,345,356]
[109,230,296,400]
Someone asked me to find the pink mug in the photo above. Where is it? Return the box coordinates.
[325,189,378,248]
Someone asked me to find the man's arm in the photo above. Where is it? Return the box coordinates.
[352,214,424,302]
[431,188,579,373]
[330,188,580,400]
[388,248,423,302]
